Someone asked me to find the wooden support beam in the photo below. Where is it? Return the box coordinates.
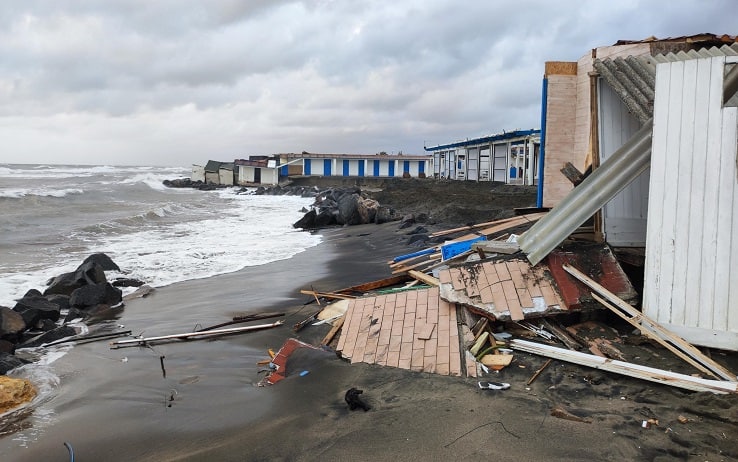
[560,162,586,186]
[563,263,736,381]
[511,339,738,394]
[299,290,356,300]
[110,321,284,348]
[408,270,440,286]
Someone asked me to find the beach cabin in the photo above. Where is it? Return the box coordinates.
[191,164,205,183]
[277,153,432,179]
[425,130,540,184]
[218,163,235,186]
[235,158,279,186]
[520,34,738,350]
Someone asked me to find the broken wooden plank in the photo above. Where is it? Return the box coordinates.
[429,215,527,238]
[110,321,284,348]
[299,290,356,300]
[320,316,345,346]
[510,339,738,394]
[563,263,736,381]
[471,241,520,255]
[334,275,412,295]
[560,161,586,186]
[592,293,727,381]
[408,270,440,286]
[539,319,582,351]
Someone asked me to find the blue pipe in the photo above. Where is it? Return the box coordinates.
[392,248,435,263]
[536,76,548,208]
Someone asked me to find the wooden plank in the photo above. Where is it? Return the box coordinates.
[321,315,345,346]
[565,263,736,381]
[299,290,356,300]
[408,270,440,286]
[430,215,529,238]
[511,339,738,394]
[336,300,355,352]
[335,274,411,295]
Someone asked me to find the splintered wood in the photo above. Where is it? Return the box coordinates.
[439,259,566,321]
[336,287,462,377]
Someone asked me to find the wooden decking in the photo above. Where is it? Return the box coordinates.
[336,287,463,377]
[438,258,566,321]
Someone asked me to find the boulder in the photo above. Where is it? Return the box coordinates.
[45,261,107,296]
[0,376,36,413]
[0,339,15,354]
[112,278,145,288]
[81,253,121,272]
[35,318,58,331]
[399,214,416,229]
[0,352,28,375]
[407,234,430,246]
[45,294,70,312]
[69,282,122,309]
[293,209,317,229]
[18,325,78,349]
[64,307,86,324]
[122,284,155,301]
[337,193,369,226]
[315,208,337,227]
[374,206,395,224]
[13,295,61,326]
[406,226,428,235]
[0,306,26,340]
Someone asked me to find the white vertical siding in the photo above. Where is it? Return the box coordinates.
[644,56,738,349]
[599,80,649,246]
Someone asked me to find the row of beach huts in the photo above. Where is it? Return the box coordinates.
[194,32,738,353]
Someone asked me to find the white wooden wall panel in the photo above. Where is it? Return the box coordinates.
[644,56,738,349]
[598,80,649,246]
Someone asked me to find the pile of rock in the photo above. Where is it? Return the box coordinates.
[292,186,396,229]
[0,253,139,375]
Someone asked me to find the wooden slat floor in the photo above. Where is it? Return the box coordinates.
[438,258,566,321]
[336,287,464,377]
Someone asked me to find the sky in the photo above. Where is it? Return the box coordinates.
[0,1,735,167]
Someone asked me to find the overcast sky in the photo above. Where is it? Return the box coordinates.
[0,1,735,167]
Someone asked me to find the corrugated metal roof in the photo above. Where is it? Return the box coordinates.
[424,129,540,152]
[593,44,738,123]
[613,33,738,46]
[521,49,738,266]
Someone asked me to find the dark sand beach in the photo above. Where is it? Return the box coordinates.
[2,185,738,461]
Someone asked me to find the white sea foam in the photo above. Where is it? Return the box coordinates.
[0,187,84,199]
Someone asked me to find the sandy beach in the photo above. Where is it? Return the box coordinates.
[2,218,738,461]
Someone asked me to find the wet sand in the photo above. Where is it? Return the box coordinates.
[2,222,738,461]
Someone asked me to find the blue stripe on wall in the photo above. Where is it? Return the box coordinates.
[358,161,365,177]
[389,162,395,177]
[343,160,349,176]
[419,161,424,174]
[304,159,311,175]
[324,159,332,175]
[373,160,380,176]
[403,160,410,173]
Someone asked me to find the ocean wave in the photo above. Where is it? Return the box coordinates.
[0,188,84,199]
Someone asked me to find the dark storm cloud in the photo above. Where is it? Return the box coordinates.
[0,0,735,165]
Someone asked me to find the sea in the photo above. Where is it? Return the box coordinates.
[0,164,322,307]
[0,164,326,453]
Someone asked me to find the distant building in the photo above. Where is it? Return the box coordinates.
[424,130,540,184]
[276,153,432,179]
[234,157,279,186]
